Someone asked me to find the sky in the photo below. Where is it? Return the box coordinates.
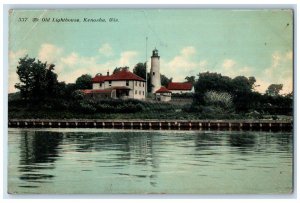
[8,9,293,94]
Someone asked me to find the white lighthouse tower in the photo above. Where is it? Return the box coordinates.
[150,48,161,93]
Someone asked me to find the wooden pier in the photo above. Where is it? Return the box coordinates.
[8,119,293,131]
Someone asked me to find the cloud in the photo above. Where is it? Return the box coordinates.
[118,51,138,67]
[56,53,104,83]
[98,43,113,57]
[222,59,236,69]
[54,47,138,84]
[9,49,27,93]
[161,50,255,84]
[214,53,293,94]
[216,59,253,78]
[181,46,196,57]
[160,47,254,84]
[253,78,271,94]
[261,51,293,94]
[56,49,139,83]
[8,43,141,92]
[199,60,208,69]
[38,43,63,63]
[160,46,202,81]
[167,56,196,70]
[9,43,293,96]
[60,52,79,66]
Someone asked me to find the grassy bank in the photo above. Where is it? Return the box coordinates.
[8,92,292,121]
[8,103,291,121]
[8,98,241,120]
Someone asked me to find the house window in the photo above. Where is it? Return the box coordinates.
[135,81,137,86]
[100,83,102,87]
[126,80,129,86]
[143,82,144,87]
[135,90,137,94]
[139,81,141,87]
[142,91,144,95]
[109,81,112,86]
[153,72,155,76]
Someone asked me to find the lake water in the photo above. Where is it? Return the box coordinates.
[8,128,293,194]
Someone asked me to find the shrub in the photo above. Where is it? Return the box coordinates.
[204,90,233,109]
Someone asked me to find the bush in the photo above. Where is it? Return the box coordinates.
[78,100,96,113]
[204,90,233,109]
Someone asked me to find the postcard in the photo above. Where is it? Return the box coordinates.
[7,9,293,194]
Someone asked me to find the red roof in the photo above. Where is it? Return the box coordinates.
[155,86,172,93]
[80,86,131,94]
[80,89,112,94]
[167,82,193,91]
[92,69,145,83]
[92,75,110,83]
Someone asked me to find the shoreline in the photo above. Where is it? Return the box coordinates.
[8,118,293,131]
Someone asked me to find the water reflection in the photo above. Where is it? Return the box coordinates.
[272,133,293,153]
[228,133,256,153]
[10,129,293,194]
[18,131,63,185]
[194,132,222,150]
[62,131,160,187]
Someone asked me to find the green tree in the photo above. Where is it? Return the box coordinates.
[133,62,146,79]
[147,73,152,93]
[231,76,257,112]
[161,74,172,87]
[113,66,129,74]
[248,76,257,90]
[232,76,256,94]
[193,72,261,113]
[15,56,59,101]
[185,76,196,85]
[45,64,59,97]
[285,91,293,99]
[266,84,283,96]
[194,72,232,97]
[75,74,92,89]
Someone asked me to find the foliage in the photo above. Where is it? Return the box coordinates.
[204,91,233,109]
[15,56,59,101]
[185,76,196,85]
[172,93,194,98]
[266,84,283,96]
[194,72,254,111]
[192,72,292,115]
[133,62,146,79]
[75,74,92,89]
[161,74,172,87]
[113,66,129,74]
[147,73,152,93]
[10,56,293,120]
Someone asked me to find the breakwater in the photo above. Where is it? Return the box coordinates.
[8,119,292,131]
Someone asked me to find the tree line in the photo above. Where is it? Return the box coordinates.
[189,72,292,117]
[10,56,293,119]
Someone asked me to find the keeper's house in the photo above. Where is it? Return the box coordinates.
[167,82,194,94]
[83,68,146,100]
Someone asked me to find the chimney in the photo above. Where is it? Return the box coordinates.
[107,70,109,76]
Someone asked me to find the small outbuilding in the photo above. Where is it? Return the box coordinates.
[155,86,172,102]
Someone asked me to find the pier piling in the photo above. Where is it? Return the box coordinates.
[8,119,292,131]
